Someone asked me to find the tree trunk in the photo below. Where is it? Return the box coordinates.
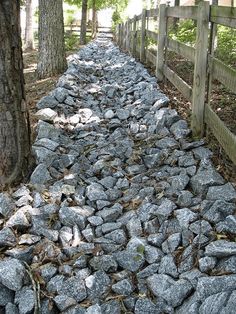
[24,0,34,50]
[37,0,67,79]
[91,0,98,39]
[0,0,30,188]
[80,0,88,45]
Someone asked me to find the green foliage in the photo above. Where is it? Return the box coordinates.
[65,9,76,26]
[169,19,196,46]
[112,10,122,29]
[65,34,79,50]
[215,26,236,66]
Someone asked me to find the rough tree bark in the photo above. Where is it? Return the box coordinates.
[24,0,34,50]
[80,0,88,45]
[91,0,98,39]
[0,0,30,188]
[37,0,67,79]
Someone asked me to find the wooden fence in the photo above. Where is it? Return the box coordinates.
[115,2,236,165]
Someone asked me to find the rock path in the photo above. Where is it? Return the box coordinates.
[0,40,236,314]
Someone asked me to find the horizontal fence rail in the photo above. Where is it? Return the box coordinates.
[115,2,236,165]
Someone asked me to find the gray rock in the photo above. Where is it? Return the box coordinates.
[162,232,181,253]
[0,258,26,291]
[171,174,189,191]
[137,202,158,222]
[104,229,127,245]
[53,295,77,311]
[0,227,16,246]
[147,233,165,247]
[215,256,236,274]
[37,95,58,109]
[159,255,178,278]
[199,256,217,273]
[147,274,175,297]
[116,108,130,120]
[0,193,14,217]
[162,279,193,308]
[97,203,123,222]
[175,208,198,229]
[30,163,52,185]
[216,214,236,233]
[202,200,235,223]
[220,290,236,314]
[6,210,30,229]
[196,275,236,300]
[14,287,35,314]
[198,292,230,313]
[134,298,161,314]
[39,263,58,283]
[104,109,115,119]
[190,168,224,195]
[88,216,103,226]
[137,263,159,279]
[58,276,87,302]
[54,87,69,102]
[170,120,190,139]
[205,240,236,257]
[179,269,206,288]
[206,183,236,202]
[35,108,57,122]
[59,206,86,229]
[126,217,143,237]
[5,303,19,314]
[0,283,14,306]
[189,220,212,235]
[36,120,60,141]
[85,270,111,300]
[145,245,164,264]
[33,138,59,151]
[101,300,121,314]
[114,250,145,272]
[112,279,134,296]
[89,255,118,273]
[86,183,108,201]
[154,198,177,221]
[177,191,193,207]
[86,304,102,314]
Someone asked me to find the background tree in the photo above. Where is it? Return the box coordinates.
[80,0,88,44]
[37,0,67,79]
[24,0,34,50]
[0,0,30,187]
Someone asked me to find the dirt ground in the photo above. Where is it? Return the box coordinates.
[23,48,236,184]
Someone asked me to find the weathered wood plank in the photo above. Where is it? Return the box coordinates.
[163,65,193,101]
[132,16,137,57]
[147,8,159,18]
[140,9,147,62]
[210,5,236,27]
[166,6,198,20]
[156,4,167,80]
[166,38,195,62]
[211,57,236,92]
[205,103,236,165]
[146,30,158,42]
[191,1,210,138]
[146,50,157,65]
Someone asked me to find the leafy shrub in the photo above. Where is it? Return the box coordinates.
[169,19,196,46]
[215,26,236,66]
[65,34,79,51]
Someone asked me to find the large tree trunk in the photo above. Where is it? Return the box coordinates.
[24,0,34,50]
[91,0,98,39]
[37,0,67,79]
[0,1,30,188]
[80,0,88,45]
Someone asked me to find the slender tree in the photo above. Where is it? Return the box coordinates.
[0,0,30,188]
[24,0,34,50]
[37,0,67,79]
[80,0,88,44]
[91,0,98,39]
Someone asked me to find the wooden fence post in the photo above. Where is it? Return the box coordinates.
[156,4,167,81]
[191,1,210,138]
[132,15,137,57]
[140,8,147,62]
[126,20,130,52]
